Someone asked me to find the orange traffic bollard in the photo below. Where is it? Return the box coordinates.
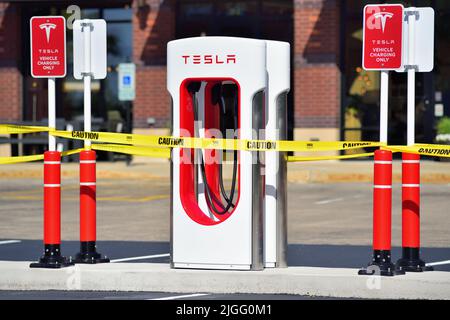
[359,149,403,276]
[30,151,72,268]
[73,150,109,264]
[396,153,432,272]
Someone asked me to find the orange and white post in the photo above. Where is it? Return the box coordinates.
[396,153,431,271]
[359,149,403,276]
[73,20,108,264]
[30,78,73,268]
[396,12,431,272]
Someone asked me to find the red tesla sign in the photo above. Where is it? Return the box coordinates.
[363,4,404,70]
[30,16,66,78]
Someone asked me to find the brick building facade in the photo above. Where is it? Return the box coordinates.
[293,0,341,142]
[0,3,22,124]
[133,0,175,128]
[131,0,343,141]
[1,0,448,155]
[0,0,342,143]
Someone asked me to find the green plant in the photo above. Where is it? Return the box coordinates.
[436,117,450,134]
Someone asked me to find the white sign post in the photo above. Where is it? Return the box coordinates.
[407,11,416,147]
[73,19,107,149]
[363,5,435,144]
[30,16,67,151]
[380,71,389,144]
[30,16,70,269]
[72,19,109,265]
[397,8,435,145]
[83,21,92,149]
[394,7,435,274]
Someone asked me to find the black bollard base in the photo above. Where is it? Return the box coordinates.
[73,241,110,264]
[396,247,433,272]
[358,250,405,277]
[30,244,74,269]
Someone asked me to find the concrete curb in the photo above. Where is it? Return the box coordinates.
[2,161,450,183]
[0,261,449,299]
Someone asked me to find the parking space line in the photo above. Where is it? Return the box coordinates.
[0,240,21,245]
[110,253,170,263]
[426,260,450,267]
[150,293,209,300]
[315,198,344,205]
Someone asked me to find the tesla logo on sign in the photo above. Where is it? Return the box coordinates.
[39,23,57,42]
[372,12,394,33]
[363,4,404,70]
[30,16,66,78]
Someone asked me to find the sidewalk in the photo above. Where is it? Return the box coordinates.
[1,159,450,183]
[1,261,449,299]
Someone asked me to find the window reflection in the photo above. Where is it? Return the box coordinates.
[216,1,258,17]
[177,0,293,39]
[180,2,213,17]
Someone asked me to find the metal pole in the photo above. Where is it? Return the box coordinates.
[407,11,416,146]
[83,20,92,149]
[126,101,132,165]
[380,71,389,144]
[48,78,56,151]
[397,9,431,272]
[75,20,109,264]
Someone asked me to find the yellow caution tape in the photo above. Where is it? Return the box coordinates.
[288,152,375,162]
[11,124,450,161]
[92,144,171,159]
[0,148,83,165]
[384,144,450,158]
[50,129,384,152]
[0,124,50,134]
[61,148,85,157]
[0,153,45,165]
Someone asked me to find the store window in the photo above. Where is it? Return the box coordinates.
[177,0,292,41]
[434,1,450,125]
[176,0,294,136]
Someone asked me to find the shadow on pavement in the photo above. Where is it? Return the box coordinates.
[0,240,449,271]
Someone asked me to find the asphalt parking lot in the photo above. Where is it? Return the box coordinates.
[1,161,450,247]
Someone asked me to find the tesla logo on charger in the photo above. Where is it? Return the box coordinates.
[39,23,57,42]
[182,54,236,65]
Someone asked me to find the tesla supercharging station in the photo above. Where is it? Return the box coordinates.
[264,41,290,268]
[168,37,266,270]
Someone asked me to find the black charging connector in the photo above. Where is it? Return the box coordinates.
[190,81,239,215]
